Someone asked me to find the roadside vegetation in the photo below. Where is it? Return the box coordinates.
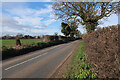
[53,2,119,79]
[83,25,119,78]
[63,25,119,79]
[2,36,80,60]
[63,40,96,79]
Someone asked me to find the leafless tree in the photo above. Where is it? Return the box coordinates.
[52,1,119,33]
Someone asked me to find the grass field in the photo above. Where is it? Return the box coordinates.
[2,39,43,47]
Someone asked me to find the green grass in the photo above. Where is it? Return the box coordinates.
[2,39,43,47]
[63,40,96,79]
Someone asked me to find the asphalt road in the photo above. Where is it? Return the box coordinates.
[2,40,81,78]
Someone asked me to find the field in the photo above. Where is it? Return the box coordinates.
[2,39,43,47]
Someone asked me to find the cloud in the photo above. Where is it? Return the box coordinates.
[2,2,59,36]
[34,4,53,16]
[14,16,43,26]
[29,28,57,35]
[2,17,29,35]
[43,19,56,26]
[2,0,119,2]
[0,2,59,36]
[2,16,57,36]
[2,17,26,29]
[4,4,53,17]
[2,0,52,2]
[3,3,55,26]
[0,2,2,36]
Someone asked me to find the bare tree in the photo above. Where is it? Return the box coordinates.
[52,2,119,33]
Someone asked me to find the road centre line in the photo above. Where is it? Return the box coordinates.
[5,52,48,71]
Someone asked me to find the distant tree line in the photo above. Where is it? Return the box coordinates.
[1,34,44,39]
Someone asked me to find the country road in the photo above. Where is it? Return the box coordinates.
[2,40,81,78]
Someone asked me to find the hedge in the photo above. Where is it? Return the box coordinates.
[84,25,120,78]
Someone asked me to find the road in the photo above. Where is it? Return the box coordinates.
[2,40,81,78]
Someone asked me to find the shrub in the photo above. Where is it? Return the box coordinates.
[43,35,59,42]
[84,25,120,78]
[2,46,8,51]
[54,36,59,41]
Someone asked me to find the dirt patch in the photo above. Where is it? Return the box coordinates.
[50,40,81,78]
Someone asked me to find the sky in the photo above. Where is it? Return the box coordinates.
[2,2,62,36]
[1,1,119,36]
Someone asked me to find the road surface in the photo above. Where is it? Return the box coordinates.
[2,40,81,78]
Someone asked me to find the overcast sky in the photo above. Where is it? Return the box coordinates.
[1,1,119,36]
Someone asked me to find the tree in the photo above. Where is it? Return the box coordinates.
[16,33,23,39]
[75,30,82,38]
[3,34,10,39]
[52,2,118,33]
[69,21,79,37]
[23,35,34,39]
[61,21,80,37]
[54,32,58,36]
[61,22,71,36]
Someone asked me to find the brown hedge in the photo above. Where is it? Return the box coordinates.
[84,25,120,78]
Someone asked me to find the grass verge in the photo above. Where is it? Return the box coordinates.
[63,40,96,79]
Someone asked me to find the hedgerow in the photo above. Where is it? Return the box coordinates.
[84,25,120,78]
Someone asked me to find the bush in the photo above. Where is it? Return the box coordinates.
[54,36,59,41]
[84,25,120,78]
[58,36,66,40]
[43,35,58,42]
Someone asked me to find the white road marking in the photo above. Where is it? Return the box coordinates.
[5,52,48,70]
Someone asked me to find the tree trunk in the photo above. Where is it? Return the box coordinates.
[85,23,98,33]
[15,39,21,46]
